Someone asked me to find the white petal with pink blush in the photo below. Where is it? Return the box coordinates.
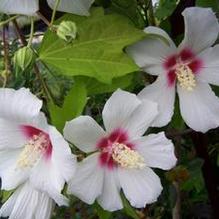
[0,88,76,212]
[127,7,219,133]
[64,89,177,211]
[0,182,55,219]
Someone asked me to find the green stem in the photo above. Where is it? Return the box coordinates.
[2,25,11,87]
[0,15,19,27]
[33,63,53,101]
[36,11,51,27]
[27,17,34,47]
[12,19,53,102]
[50,0,61,25]
[148,0,156,26]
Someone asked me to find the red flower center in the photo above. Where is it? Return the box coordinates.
[97,128,136,169]
[17,125,52,168]
[163,48,203,89]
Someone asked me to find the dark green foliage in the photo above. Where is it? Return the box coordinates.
[0,0,218,219]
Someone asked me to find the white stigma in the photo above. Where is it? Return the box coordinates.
[16,133,49,169]
[112,143,145,169]
[176,64,196,91]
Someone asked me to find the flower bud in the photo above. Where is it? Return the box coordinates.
[13,47,35,71]
[56,21,77,43]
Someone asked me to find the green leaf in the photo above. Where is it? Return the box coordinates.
[121,194,140,219]
[39,7,145,84]
[86,73,134,95]
[48,79,87,131]
[111,0,145,28]
[196,0,219,12]
[155,0,178,20]
[1,190,13,202]
[94,203,112,219]
[168,96,185,130]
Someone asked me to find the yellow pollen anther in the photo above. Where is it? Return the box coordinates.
[176,64,196,91]
[112,143,145,169]
[16,133,49,169]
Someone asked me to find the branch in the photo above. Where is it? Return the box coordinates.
[12,19,51,101]
[172,181,181,219]
[172,135,181,219]
[2,25,11,87]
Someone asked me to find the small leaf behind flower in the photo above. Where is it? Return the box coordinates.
[94,202,112,219]
[48,78,87,131]
[121,193,140,219]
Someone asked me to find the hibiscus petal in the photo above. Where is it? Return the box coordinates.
[179,7,219,54]
[35,193,55,219]
[47,0,94,16]
[197,45,219,86]
[102,89,141,133]
[177,81,219,132]
[138,75,176,127]
[27,112,49,134]
[144,26,176,48]
[0,182,54,219]
[67,153,104,204]
[29,158,69,206]
[0,88,42,123]
[0,149,30,190]
[0,0,39,15]
[0,183,39,218]
[0,119,27,150]
[0,187,18,217]
[64,116,106,153]
[133,132,177,170]
[118,167,162,208]
[126,28,176,76]
[122,98,158,138]
[97,170,123,211]
[49,126,76,183]
[29,126,75,206]
[45,187,69,206]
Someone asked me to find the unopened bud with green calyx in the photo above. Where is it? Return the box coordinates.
[13,47,35,71]
[56,21,77,43]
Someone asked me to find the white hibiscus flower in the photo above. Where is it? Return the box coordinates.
[64,89,177,211]
[126,7,219,133]
[0,0,94,16]
[0,182,55,219]
[0,88,76,208]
